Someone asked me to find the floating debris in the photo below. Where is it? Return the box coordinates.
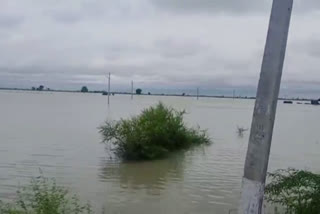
[237,126,249,137]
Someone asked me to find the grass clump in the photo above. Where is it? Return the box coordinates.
[265,168,320,214]
[99,102,210,160]
[0,175,93,214]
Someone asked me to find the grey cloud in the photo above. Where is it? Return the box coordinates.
[151,0,271,14]
[0,14,24,28]
[151,0,320,14]
[1,0,320,97]
[44,0,155,24]
[48,11,83,24]
[154,39,210,58]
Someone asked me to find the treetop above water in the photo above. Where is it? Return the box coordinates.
[99,102,211,161]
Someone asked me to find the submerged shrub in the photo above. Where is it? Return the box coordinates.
[99,102,210,160]
[0,174,93,214]
[265,168,320,214]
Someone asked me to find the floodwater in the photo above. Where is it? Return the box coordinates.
[0,90,319,214]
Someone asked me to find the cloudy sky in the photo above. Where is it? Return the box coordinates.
[0,0,320,97]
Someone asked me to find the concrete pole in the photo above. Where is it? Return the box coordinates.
[131,81,133,100]
[107,72,111,105]
[239,0,293,213]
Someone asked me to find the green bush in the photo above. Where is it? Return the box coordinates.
[99,102,210,160]
[0,175,93,214]
[265,168,320,214]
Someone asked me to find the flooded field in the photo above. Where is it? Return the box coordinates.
[0,90,319,213]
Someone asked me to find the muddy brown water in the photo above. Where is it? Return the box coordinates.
[0,91,319,213]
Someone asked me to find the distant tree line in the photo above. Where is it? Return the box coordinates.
[31,85,49,91]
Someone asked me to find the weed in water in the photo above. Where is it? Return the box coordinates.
[0,174,93,214]
[265,168,320,214]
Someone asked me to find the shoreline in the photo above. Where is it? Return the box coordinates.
[0,87,314,101]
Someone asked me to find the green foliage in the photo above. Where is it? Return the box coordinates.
[81,86,89,93]
[265,168,320,214]
[37,85,44,91]
[0,175,93,214]
[135,88,142,95]
[99,102,210,160]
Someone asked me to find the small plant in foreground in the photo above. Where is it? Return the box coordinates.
[99,102,211,160]
[265,168,320,214]
[0,174,93,214]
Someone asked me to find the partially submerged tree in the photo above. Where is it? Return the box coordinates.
[99,102,211,160]
[136,88,142,95]
[37,85,44,91]
[81,86,89,93]
[265,168,320,214]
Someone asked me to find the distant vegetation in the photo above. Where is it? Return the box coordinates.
[37,85,44,91]
[265,168,320,214]
[0,174,93,214]
[31,85,45,91]
[99,102,210,160]
[136,88,142,95]
[81,86,89,93]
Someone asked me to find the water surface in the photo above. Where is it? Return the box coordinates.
[0,91,319,213]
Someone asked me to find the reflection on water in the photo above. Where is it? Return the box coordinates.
[0,91,320,214]
[99,153,185,194]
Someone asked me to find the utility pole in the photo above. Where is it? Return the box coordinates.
[108,72,111,105]
[197,87,199,100]
[131,81,133,100]
[239,0,293,214]
[233,89,236,100]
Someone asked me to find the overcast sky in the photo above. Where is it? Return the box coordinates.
[0,0,320,97]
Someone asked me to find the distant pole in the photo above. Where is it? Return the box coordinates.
[197,87,199,100]
[131,81,133,100]
[238,1,293,214]
[108,72,111,105]
[233,89,236,99]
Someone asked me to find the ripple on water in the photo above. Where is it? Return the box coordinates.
[2,93,319,214]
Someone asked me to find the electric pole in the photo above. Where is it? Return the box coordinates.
[197,87,199,100]
[108,72,111,105]
[239,0,293,213]
[131,81,133,100]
